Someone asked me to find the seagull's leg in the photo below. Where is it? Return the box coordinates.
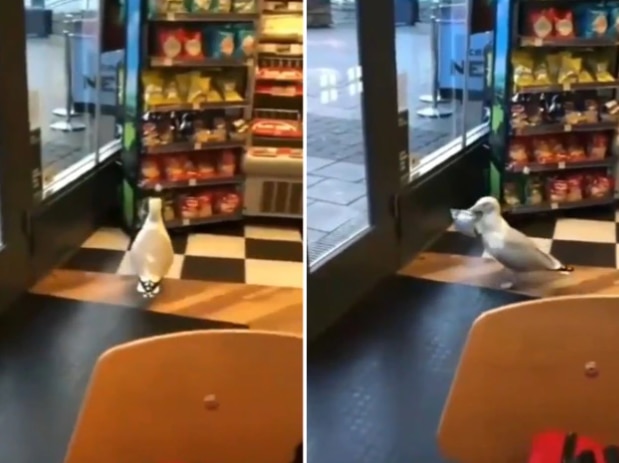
[499,268,516,290]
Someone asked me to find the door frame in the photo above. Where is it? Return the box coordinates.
[307,0,402,340]
[0,1,36,312]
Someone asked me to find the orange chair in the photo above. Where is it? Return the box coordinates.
[438,295,619,463]
[64,330,302,463]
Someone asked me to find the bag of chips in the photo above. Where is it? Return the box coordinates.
[450,209,479,237]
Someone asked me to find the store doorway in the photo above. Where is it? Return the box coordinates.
[307,0,403,338]
[0,0,36,312]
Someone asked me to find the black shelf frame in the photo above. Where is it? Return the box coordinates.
[140,175,245,191]
[488,0,618,216]
[511,120,618,136]
[144,140,246,155]
[507,157,614,174]
[120,0,261,231]
[505,196,615,215]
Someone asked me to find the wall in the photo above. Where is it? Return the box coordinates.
[30,158,120,283]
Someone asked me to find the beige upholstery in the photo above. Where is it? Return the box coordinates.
[438,295,619,463]
[64,330,302,463]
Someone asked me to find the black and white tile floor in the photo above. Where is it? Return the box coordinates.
[61,221,303,288]
[427,206,619,269]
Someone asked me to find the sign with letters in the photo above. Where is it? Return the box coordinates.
[70,35,124,109]
[437,23,492,93]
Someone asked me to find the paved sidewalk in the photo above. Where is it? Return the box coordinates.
[307,24,484,264]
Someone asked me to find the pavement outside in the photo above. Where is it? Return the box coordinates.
[26,36,116,186]
[307,23,485,265]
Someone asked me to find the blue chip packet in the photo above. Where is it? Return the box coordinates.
[580,8,609,37]
[209,27,235,58]
[235,26,255,58]
[607,6,619,37]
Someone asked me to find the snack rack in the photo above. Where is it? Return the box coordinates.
[488,0,619,215]
[120,0,260,230]
[243,0,303,218]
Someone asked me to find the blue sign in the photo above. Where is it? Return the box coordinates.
[437,21,492,93]
[70,34,124,108]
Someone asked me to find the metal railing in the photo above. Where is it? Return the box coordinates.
[50,16,86,132]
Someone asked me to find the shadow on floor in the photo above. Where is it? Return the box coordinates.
[307,275,534,463]
[0,293,243,463]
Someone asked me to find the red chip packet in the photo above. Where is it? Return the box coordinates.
[529,431,605,463]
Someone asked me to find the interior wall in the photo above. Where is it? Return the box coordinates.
[30,158,120,284]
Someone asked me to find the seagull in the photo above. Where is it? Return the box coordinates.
[129,197,174,298]
[467,196,574,289]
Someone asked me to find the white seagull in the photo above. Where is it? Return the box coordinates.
[467,196,573,289]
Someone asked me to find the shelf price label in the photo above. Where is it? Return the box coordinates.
[154,184,163,192]
[562,82,571,91]
[163,58,173,66]
[182,218,190,226]
[188,179,197,186]
[551,202,559,210]
[564,124,572,132]
[194,142,202,150]
[166,13,175,20]
[533,38,543,46]
[522,166,530,175]
[192,102,202,110]
[558,161,566,169]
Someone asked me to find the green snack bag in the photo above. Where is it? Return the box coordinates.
[211,0,232,12]
[189,0,212,11]
[232,0,256,13]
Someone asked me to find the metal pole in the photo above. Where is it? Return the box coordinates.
[417,5,453,117]
[93,0,104,165]
[51,29,86,131]
[52,17,83,119]
[460,0,473,145]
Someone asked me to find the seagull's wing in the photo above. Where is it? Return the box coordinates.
[486,226,563,272]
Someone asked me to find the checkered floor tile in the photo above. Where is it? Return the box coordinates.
[61,221,303,288]
[428,205,619,269]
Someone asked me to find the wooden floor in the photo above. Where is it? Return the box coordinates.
[31,270,303,335]
[400,252,619,298]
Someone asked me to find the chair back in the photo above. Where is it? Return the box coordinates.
[64,329,302,463]
[438,296,619,463]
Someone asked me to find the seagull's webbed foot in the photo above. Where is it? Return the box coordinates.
[136,279,162,297]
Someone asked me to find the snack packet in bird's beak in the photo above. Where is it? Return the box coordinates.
[450,209,480,237]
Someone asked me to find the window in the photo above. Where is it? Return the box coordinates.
[396,0,492,179]
[24,0,122,199]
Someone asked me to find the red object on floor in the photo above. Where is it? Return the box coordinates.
[529,431,605,463]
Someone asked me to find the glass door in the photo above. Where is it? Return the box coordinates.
[0,1,35,311]
[307,0,403,339]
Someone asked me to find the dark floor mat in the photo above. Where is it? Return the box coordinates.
[307,276,534,463]
[0,293,244,463]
